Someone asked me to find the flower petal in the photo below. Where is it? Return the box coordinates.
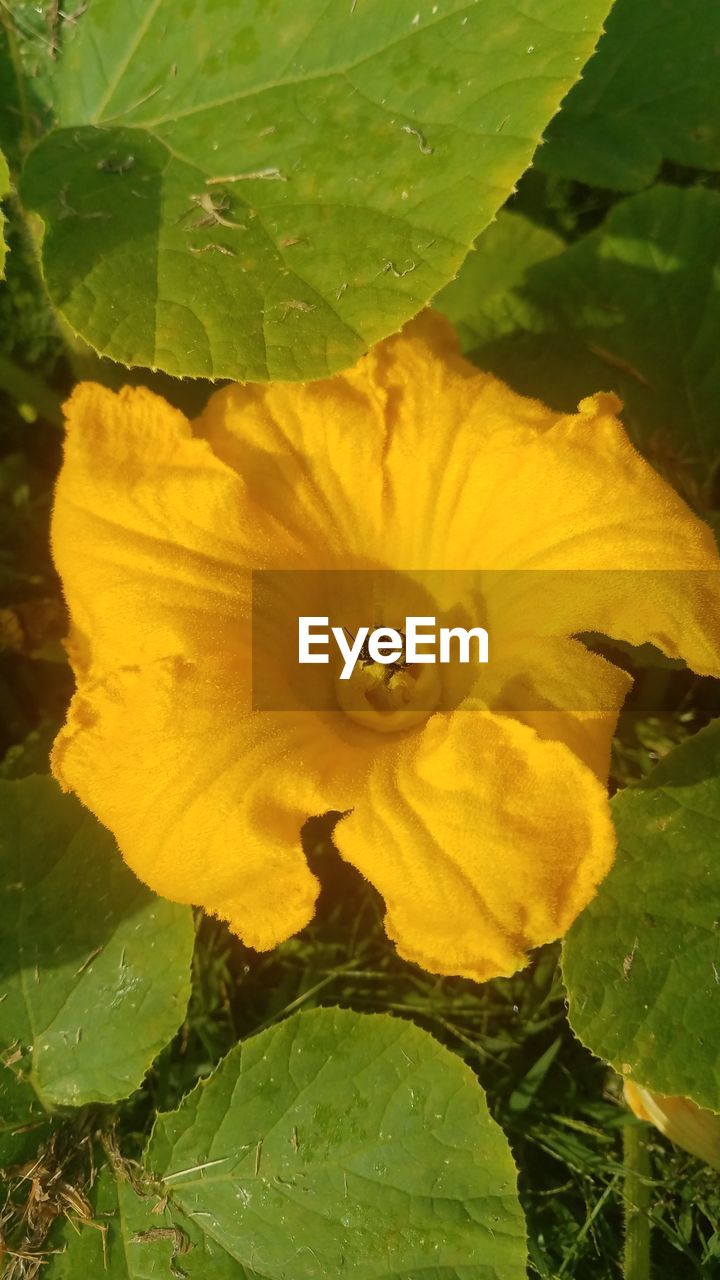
[479,635,633,780]
[193,311,550,569]
[478,393,720,676]
[51,656,331,950]
[54,383,253,676]
[51,323,720,983]
[625,1081,720,1170]
[334,702,615,981]
[194,314,720,682]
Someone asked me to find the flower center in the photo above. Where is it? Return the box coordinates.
[335,646,441,733]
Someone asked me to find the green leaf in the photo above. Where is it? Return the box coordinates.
[0,775,195,1109]
[538,0,720,191]
[563,721,720,1112]
[0,1063,50,1168]
[435,205,617,414]
[47,1010,526,1278]
[0,3,57,172]
[435,210,563,352]
[146,1008,524,1278]
[21,0,613,381]
[44,1164,241,1280]
[442,187,720,468]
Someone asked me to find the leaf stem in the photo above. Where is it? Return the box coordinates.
[623,1118,652,1280]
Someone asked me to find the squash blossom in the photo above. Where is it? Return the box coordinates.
[625,1081,720,1170]
[50,313,720,981]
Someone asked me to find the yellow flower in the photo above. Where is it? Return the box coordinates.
[625,1081,720,1169]
[50,313,720,981]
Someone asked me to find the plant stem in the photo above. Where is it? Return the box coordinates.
[623,1119,652,1280]
[0,352,64,427]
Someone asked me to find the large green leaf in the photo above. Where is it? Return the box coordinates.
[438,186,720,468]
[47,1008,526,1277]
[21,0,613,381]
[44,1165,240,1280]
[539,0,720,191]
[563,722,720,1113]
[435,210,563,351]
[0,775,195,1109]
[435,213,605,416]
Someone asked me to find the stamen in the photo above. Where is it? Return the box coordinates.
[335,649,441,733]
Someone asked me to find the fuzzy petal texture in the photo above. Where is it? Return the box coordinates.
[51,656,356,950]
[334,705,615,982]
[478,635,634,781]
[51,312,720,979]
[195,318,720,679]
[53,384,250,675]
